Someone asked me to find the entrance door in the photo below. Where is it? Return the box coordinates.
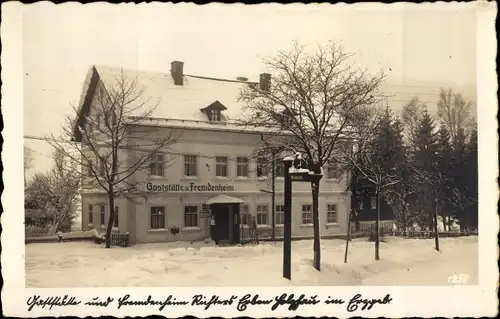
[211,204,230,243]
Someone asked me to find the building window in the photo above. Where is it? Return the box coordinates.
[184,155,197,177]
[275,161,284,177]
[275,204,285,225]
[100,205,105,226]
[327,161,341,179]
[358,197,364,210]
[370,196,377,210]
[256,205,269,225]
[150,206,166,229]
[236,157,249,177]
[302,204,313,225]
[99,159,105,177]
[150,154,164,176]
[111,111,117,127]
[88,204,93,225]
[215,156,228,177]
[184,205,198,227]
[327,204,337,223]
[87,159,93,177]
[87,121,93,134]
[256,157,267,177]
[210,109,221,121]
[113,206,119,227]
[96,114,101,128]
[240,205,250,225]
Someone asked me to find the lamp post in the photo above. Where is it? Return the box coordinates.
[282,154,323,280]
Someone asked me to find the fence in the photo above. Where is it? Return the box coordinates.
[25,229,131,247]
[109,233,130,247]
[25,226,55,238]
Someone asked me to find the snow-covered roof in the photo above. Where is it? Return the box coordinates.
[73,65,264,140]
[95,65,257,123]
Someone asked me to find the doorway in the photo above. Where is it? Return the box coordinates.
[210,203,241,245]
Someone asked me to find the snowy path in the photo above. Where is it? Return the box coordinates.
[25,236,478,287]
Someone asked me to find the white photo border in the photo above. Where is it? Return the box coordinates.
[1,2,498,318]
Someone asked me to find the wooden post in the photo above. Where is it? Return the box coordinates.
[434,190,440,251]
[271,152,276,242]
[344,209,353,263]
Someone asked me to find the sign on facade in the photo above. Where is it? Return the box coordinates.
[146,182,235,193]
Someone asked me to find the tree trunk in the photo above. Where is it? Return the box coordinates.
[312,181,321,271]
[375,189,380,260]
[105,191,115,249]
[344,209,353,263]
[442,215,447,232]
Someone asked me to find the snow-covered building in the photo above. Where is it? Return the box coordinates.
[74,61,351,245]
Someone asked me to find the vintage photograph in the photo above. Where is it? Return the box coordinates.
[2,2,497,317]
[21,3,482,288]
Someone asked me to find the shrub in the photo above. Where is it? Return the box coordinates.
[170,226,180,236]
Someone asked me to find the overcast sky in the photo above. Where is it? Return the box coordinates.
[22,2,478,176]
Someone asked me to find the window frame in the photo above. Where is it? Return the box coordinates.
[215,156,228,177]
[99,204,106,226]
[236,157,249,178]
[301,204,313,225]
[275,204,285,225]
[275,160,285,178]
[150,153,165,177]
[256,204,269,225]
[184,205,199,228]
[88,204,93,225]
[99,159,105,177]
[183,155,198,177]
[240,204,250,226]
[326,203,337,224]
[256,157,268,178]
[326,161,341,180]
[113,206,119,228]
[150,205,166,229]
[370,196,377,210]
[210,108,221,122]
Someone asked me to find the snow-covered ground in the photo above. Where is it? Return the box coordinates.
[25,236,478,287]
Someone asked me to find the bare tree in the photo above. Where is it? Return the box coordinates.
[49,69,179,248]
[24,146,34,187]
[25,149,80,232]
[437,88,475,142]
[339,107,405,260]
[238,42,384,270]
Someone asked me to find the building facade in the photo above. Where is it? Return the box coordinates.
[77,62,351,244]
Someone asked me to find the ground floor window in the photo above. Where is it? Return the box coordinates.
[301,204,312,225]
[184,205,198,227]
[100,205,105,226]
[256,204,268,225]
[151,206,166,229]
[114,206,119,227]
[240,204,250,225]
[327,204,337,223]
[275,204,285,225]
[370,196,377,209]
[88,204,93,224]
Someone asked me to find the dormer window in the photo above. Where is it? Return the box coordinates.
[200,100,227,122]
[210,109,221,122]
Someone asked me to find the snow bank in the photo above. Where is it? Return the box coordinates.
[25,236,478,287]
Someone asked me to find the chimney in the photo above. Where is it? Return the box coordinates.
[259,73,271,91]
[171,60,184,86]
